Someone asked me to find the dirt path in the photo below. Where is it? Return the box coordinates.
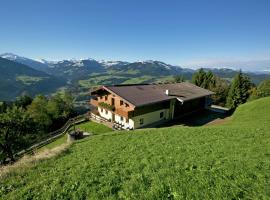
[206,117,231,126]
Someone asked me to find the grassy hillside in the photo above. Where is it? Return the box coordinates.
[1,98,270,199]
[75,121,112,135]
[229,97,270,126]
[0,57,65,101]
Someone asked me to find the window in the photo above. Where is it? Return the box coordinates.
[160,112,164,119]
[101,108,103,112]
[140,118,144,125]
[105,96,108,101]
[120,116,124,121]
[125,103,129,107]
[105,110,108,114]
[100,96,103,99]
[120,100,123,106]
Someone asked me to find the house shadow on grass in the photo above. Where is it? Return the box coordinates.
[158,109,231,128]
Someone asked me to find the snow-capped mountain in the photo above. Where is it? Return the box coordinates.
[34,58,58,65]
[0,53,51,72]
[1,53,269,85]
[98,60,130,68]
[46,59,106,79]
[0,53,21,60]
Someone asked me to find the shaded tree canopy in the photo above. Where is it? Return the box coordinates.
[0,91,75,163]
[0,106,36,163]
[192,69,229,106]
[192,68,207,87]
[174,74,185,83]
[15,95,33,109]
[27,95,52,131]
[209,76,230,107]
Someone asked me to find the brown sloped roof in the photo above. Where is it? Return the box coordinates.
[103,82,214,107]
[155,82,214,101]
[105,84,173,107]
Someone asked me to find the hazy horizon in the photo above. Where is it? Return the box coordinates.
[1,52,270,73]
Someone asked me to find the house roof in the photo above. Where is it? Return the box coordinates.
[155,82,215,101]
[105,84,174,107]
[92,82,214,107]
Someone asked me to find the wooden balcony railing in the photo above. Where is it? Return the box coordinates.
[115,108,133,118]
[90,99,134,118]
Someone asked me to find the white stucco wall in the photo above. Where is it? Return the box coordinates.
[115,114,134,129]
[131,108,170,129]
[98,107,113,121]
[97,107,171,130]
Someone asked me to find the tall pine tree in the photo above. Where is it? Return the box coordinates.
[226,71,252,109]
[192,68,207,87]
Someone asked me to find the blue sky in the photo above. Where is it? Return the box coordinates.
[0,0,270,70]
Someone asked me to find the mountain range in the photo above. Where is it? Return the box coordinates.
[0,53,269,101]
[0,57,65,100]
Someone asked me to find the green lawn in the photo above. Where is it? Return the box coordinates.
[16,75,46,85]
[107,69,140,75]
[121,75,154,84]
[154,75,175,83]
[1,98,270,199]
[75,121,112,135]
[78,75,127,88]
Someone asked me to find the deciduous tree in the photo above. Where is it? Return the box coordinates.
[27,95,52,131]
[15,95,33,109]
[0,106,36,163]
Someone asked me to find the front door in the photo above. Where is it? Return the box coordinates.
[112,113,115,122]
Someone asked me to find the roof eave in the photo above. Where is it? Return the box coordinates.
[176,93,214,103]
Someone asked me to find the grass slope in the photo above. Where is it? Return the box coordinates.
[38,122,112,152]
[1,98,270,199]
[75,121,112,135]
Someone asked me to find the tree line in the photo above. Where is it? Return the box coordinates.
[186,69,270,109]
[0,92,75,164]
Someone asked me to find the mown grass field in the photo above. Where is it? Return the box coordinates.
[75,121,112,135]
[0,98,270,199]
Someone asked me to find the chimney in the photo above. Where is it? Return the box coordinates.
[165,89,169,96]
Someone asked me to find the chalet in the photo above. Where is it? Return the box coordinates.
[90,82,214,130]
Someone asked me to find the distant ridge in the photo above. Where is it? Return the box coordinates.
[0,57,64,100]
[0,53,269,101]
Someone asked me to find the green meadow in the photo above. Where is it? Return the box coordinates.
[0,97,270,199]
[16,75,46,85]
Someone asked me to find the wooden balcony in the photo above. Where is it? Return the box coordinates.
[91,98,134,118]
[115,108,133,118]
